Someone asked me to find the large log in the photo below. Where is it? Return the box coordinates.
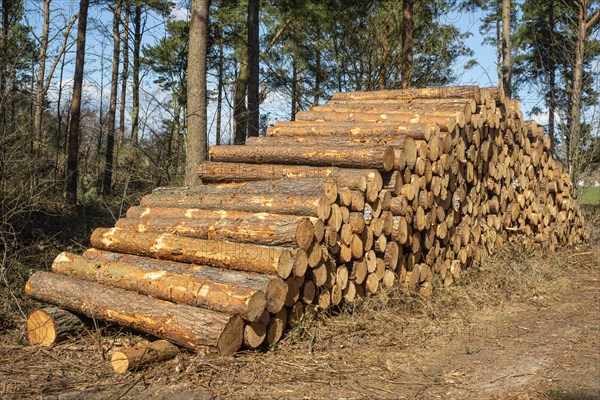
[125,207,324,241]
[116,214,316,251]
[327,98,477,114]
[151,177,338,204]
[52,252,267,322]
[310,102,473,118]
[111,340,179,374]
[265,122,435,142]
[331,86,482,102]
[27,307,86,346]
[82,249,287,314]
[198,162,380,193]
[245,136,416,172]
[25,272,244,354]
[294,110,464,130]
[209,144,395,171]
[90,228,295,279]
[140,192,331,220]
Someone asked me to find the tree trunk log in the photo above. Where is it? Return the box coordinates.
[139,192,331,220]
[332,86,481,102]
[52,252,266,322]
[111,340,179,374]
[209,144,394,171]
[90,228,295,279]
[82,249,287,314]
[266,121,434,141]
[198,161,378,193]
[116,214,316,251]
[25,272,244,354]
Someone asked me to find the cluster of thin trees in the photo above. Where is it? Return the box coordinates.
[0,0,598,217]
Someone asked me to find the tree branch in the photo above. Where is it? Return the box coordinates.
[43,13,79,94]
[586,9,600,30]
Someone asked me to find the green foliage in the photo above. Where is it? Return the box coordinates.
[142,19,189,97]
[514,0,599,176]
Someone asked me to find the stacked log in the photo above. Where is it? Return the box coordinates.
[25,85,587,356]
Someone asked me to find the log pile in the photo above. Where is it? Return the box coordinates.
[25,85,588,356]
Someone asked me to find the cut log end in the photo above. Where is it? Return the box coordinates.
[217,315,245,355]
[243,320,267,348]
[295,218,315,250]
[246,291,267,323]
[265,277,287,313]
[111,340,179,374]
[277,249,295,279]
[27,307,85,347]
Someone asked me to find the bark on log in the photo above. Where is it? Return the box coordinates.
[198,162,378,193]
[294,110,463,131]
[139,192,331,220]
[116,214,315,251]
[152,178,337,205]
[52,252,266,322]
[209,144,395,171]
[111,340,179,374]
[82,249,287,314]
[331,86,481,102]
[310,102,473,116]
[90,228,295,279]
[265,122,434,142]
[249,134,428,148]
[25,272,244,354]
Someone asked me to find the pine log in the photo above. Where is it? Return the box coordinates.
[90,228,295,279]
[139,192,331,220]
[294,110,463,131]
[331,86,481,102]
[126,207,326,243]
[265,121,435,142]
[111,340,179,374]
[310,102,473,117]
[82,249,287,314]
[209,144,395,171]
[153,178,337,200]
[27,307,86,347]
[52,252,266,322]
[198,162,377,193]
[116,215,316,251]
[25,272,244,354]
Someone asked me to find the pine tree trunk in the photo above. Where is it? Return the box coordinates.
[118,5,130,150]
[312,52,320,107]
[186,0,210,185]
[33,0,51,154]
[568,0,590,181]
[401,0,414,89]
[247,0,260,138]
[66,0,90,204]
[216,24,223,146]
[502,0,512,97]
[103,1,122,195]
[547,1,556,155]
[234,51,249,144]
[131,4,141,146]
[291,54,297,120]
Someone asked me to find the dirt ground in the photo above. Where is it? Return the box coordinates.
[1,210,599,400]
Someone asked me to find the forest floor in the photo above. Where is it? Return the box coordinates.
[0,207,598,400]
